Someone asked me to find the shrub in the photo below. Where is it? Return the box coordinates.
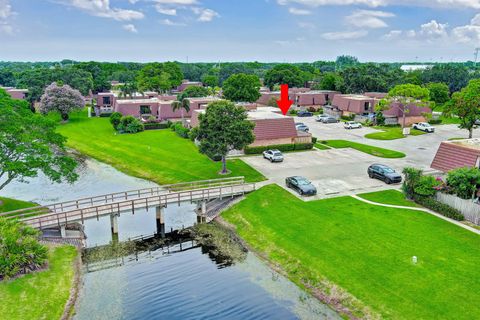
[414,196,464,221]
[307,107,316,112]
[189,127,199,141]
[312,137,318,144]
[171,122,190,139]
[289,109,297,115]
[428,119,442,125]
[341,114,355,121]
[244,143,313,154]
[376,112,385,126]
[402,167,423,199]
[447,167,480,199]
[110,112,122,130]
[118,116,144,134]
[0,219,48,280]
[143,122,170,130]
[414,175,442,197]
[99,112,113,118]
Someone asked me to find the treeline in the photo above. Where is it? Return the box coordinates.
[1,56,480,103]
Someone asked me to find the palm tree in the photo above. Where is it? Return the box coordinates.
[172,99,191,124]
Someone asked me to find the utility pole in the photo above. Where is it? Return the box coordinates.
[474,48,480,66]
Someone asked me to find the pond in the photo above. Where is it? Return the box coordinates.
[3,157,339,319]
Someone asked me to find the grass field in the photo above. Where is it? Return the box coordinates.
[365,126,426,140]
[56,111,265,184]
[0,245,78,320]
[316,140,406,158]
[223,185,480,319]
[0,197,36,214]
[357,189,419,207]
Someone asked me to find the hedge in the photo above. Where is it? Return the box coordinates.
[144,122,170,130]
[414,196,464,221]
[244,143,314,154]
[428,119,443,125]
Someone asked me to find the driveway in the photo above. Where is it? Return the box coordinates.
[296,116,480,172]
[243,149,403,200]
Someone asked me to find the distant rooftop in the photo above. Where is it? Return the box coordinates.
[450,138,480,151]
[248,110,286,120]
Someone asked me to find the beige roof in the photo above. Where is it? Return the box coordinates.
[451,138,480,151]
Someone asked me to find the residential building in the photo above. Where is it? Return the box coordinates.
[295,90,339,108]
[190,107,312,147]
[331,94,378,116]
[2,87,28,100]
[431,139,480,172]
[175,80,203,92]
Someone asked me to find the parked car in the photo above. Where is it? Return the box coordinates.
[475,119,480,125]
[295,123,309,132]
[263,149,284,162]
[285,176,317,196]
[344,121,362,129]
[321,116,340,124]
[315,114,329,122]
[297,110,314,117]
[412,122,435,133]
[367,164,402,184]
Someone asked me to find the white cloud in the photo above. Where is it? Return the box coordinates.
[0,0,14,34]
[419,20,448,38]
[160,18,186,26]
[382,29,416,39]
[154,0,198,4]
[277,0,480,9]
[193,8,219,22]
[298,21,315,29]
[155,5,177,15]
[345,10,394,28]
[123,23,138,33]
[452,13,480,42]
[65,0,144,21]
[288,7,312,14]
[321,30,368,40]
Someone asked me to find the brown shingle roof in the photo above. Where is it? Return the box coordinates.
[431,141,480,172]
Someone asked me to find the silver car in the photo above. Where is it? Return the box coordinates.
[263,149,284,162]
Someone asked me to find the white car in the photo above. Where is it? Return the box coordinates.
[344,121,362,129]
[263,149,284,162]
[413,122,435,133]
[315,114,329,122]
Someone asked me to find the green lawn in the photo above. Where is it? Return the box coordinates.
[0,197,36,214]
[0,245,78,320]
[357,189,419,207]
[56,111,265,184]
[313,142,331,150]
[223,185,480,319]
[365,126,426,140]
[316,140,406,158]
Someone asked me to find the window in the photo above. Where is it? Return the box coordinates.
[140,105,151,115]
[102,96,111,105]
[364,102,370,111]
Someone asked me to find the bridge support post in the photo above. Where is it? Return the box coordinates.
[196,200,207,224]
[110,213,119,236]
[156,206,165,238]
[60,224,67,238]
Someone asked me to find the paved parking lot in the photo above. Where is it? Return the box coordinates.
[243,149,402,200]
[295,116,480,171]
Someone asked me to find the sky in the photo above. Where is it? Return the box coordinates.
[1,0,480,62]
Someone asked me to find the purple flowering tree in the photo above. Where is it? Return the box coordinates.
[40,82,85,121]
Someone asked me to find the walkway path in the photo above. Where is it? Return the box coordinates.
[351,195,480,235]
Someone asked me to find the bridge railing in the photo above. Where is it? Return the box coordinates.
[19,183,256,229]
[0,176,245,220]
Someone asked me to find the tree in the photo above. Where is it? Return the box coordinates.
[421,64,469,92]
[177,86,209,102]
[172,99,191,122]
[137,62,184,93]
[119,81,138,98]
[0,88,78,191]
[426,82,450,107]
[444,79,480,138]
[222,73,261,102]
[39,83,85,121]
[402,167,423,199]
[314,72,344,91]
[378,84,430,128]
[197,100,255,174]
[202,74,219,88]
[335,55,359,70]
[264,64,306,89]
[447,167,480,199]
[340,63,404,94]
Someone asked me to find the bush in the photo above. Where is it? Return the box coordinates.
[244,143,313,154]
[428,119,442,125]
[414,175,442,197]
[289,109,297,115]
[312,137,318,144]
[414,196,464,221]
[0,219,48,280]
[341,114,355,121]
[376,112,385,126]
[110,112,122,130]
[307,107,316,112]
[402,167,423,199]
[143,122,170,130]
[189,127,199,141]
[447,167,480,200]
[99,112,113,118]
[171,122,190,139]
[118,116,144,134]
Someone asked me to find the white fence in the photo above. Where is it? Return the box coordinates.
[436,193,480,224]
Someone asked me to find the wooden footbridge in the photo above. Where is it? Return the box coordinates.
[1,177,255,230]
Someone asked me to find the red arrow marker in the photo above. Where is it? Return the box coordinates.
[276,84,293,115]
